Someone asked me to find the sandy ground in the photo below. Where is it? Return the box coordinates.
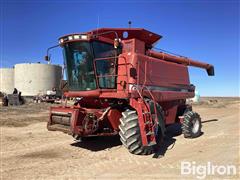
[0,98,239,180]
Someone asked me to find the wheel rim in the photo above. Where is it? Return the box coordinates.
[192,118,200,134]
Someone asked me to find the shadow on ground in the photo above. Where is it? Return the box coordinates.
[202,119,218,123]
[71,135,122,151]
[71,122,208,157]
[70,124,186,155]
[153,123,204,158]
[152,123,181,158]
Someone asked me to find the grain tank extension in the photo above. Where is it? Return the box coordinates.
[47,28,214,155]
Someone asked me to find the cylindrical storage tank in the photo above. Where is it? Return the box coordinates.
[0,68,14,94]
[14,63,62,96]
[191,90,200,103]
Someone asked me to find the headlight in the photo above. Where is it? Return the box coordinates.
[59,34,88,44]
[80,35,88,40]
[59,39,64,44]
[73,35,80,39]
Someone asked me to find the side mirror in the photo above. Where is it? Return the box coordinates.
[45,55,50,61]
[45,44,59,63]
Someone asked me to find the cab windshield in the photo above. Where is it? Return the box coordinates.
[63,41,117,91]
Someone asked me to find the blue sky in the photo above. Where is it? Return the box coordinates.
[0,0,239,96]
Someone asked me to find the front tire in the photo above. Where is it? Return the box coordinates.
[119,110,154,155]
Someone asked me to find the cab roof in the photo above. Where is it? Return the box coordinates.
[90,28,162,46]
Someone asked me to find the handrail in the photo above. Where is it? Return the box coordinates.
[94,56,118,61]
[93,55,129,91]
[93,56,118,89]
[135,58,159,127]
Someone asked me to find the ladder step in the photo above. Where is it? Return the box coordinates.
[148,141,157,146]
[142,112,151,115]
[145,121,152,125]
[146,131,154,136]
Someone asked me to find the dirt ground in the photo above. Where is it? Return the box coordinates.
[0,98,239,180]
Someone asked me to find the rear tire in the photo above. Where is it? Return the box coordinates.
[119,110,154,155]
[182,111,202,138]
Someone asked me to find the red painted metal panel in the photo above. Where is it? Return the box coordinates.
[90,28,161,46]
[135,53,190,87]
[107,109,122,130]
[130,98,148,146]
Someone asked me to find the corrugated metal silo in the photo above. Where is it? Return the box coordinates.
[0,68,14,94]
[14,63,62,96]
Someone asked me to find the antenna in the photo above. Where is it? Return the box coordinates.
[97,15,100,36]
[128,21,132,28]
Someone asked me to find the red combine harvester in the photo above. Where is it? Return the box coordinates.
[46,28,214,155]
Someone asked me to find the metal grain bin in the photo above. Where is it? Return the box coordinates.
[14,63,62,96]
[0,68,14,94]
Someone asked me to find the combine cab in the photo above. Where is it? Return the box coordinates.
[47,28,214,155]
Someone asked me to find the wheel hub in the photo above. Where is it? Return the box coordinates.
[192,118,200,134]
